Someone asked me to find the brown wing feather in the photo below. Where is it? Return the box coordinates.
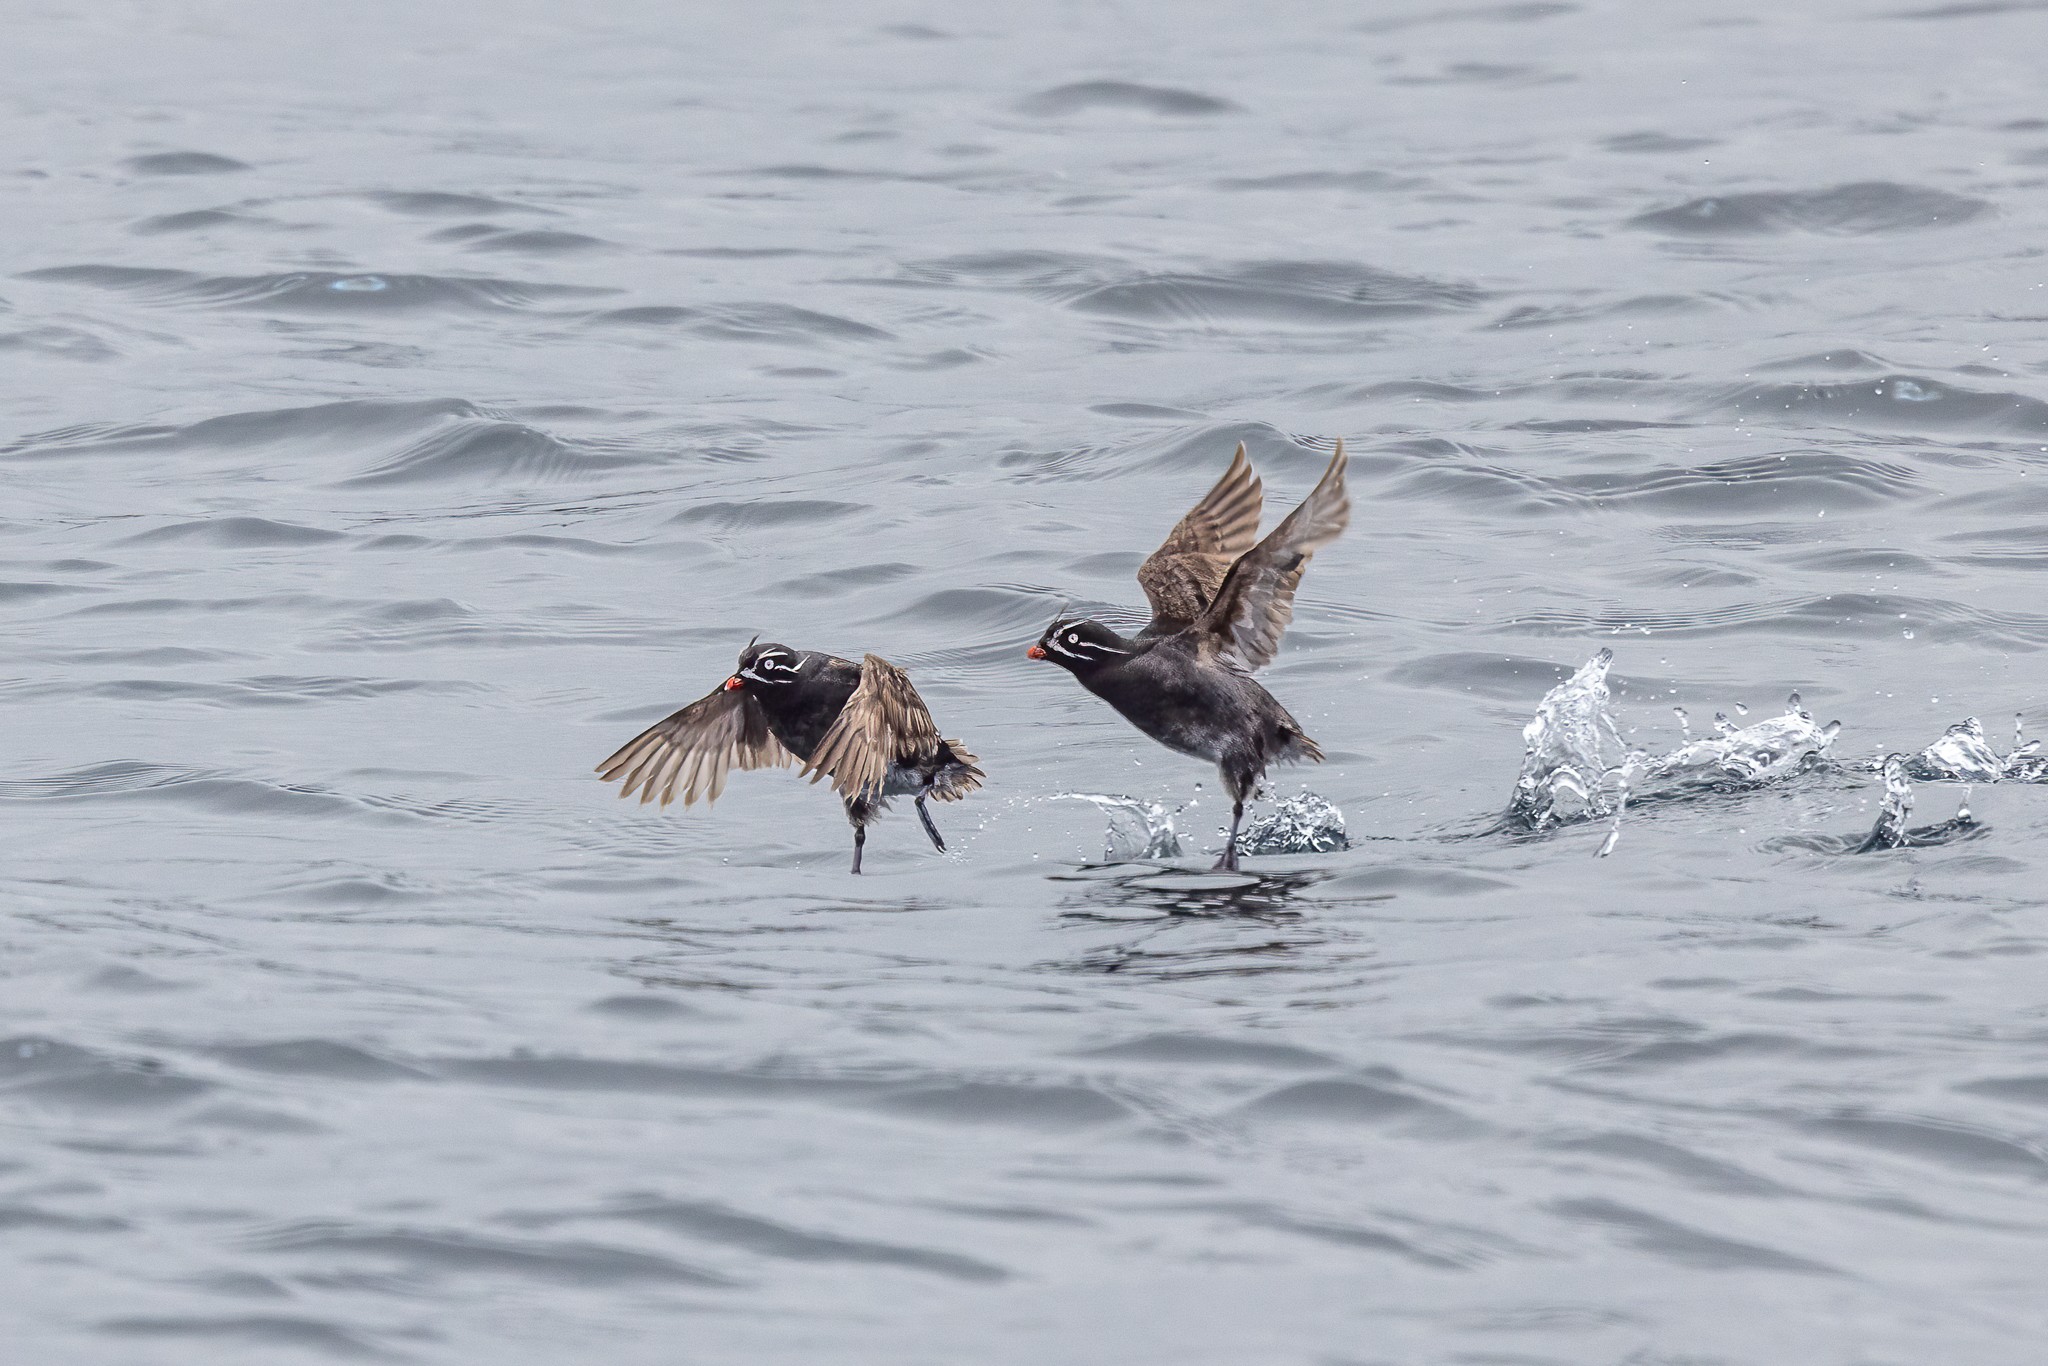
[1192,441,1349,672]
[595,684,793,808]
[1136,442,1265,628]
[801,655,942,800]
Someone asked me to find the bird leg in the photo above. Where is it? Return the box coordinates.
[850,825,865,875]
[1211,799,1245,873]
[915,795,946,853]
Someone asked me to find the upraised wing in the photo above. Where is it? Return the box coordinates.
[801,654,942,801]
[596,684,793,808]
[1136,442,1264,630]
[1191,441,1349,672]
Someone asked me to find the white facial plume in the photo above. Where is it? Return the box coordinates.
[1043,627,1128,662]
[739,648,801,684]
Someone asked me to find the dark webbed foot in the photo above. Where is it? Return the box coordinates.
[915,795,946,853]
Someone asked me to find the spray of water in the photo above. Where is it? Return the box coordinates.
[1238,791,1350,855]
[1509,650,1840,854]
[1858,754,1916,851]
[1060,787,1353,863]
[1645,692,1841,787]
[1056,793,1183,862]
[1887,716,2048,783]
[1509,649,1636,831]
[1822,714,2044,851]
[1847,752,1980,852]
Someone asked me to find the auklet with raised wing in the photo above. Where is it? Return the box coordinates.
[599,642,982,873]
[1028,441,1349,871]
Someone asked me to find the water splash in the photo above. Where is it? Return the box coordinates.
[1594,762,1634,858]
[1857,754,1916,851]
[1887,716,2048,783]
[1912,718,2003,781]
[1508,651,1839,844]
[1238,791,1349,855]
[2011,713,2048,780]
[1851,753,1979,852]
[1644,692,1840,787]
[1509,649,1634,829]
[1059,789,1349,862]
[1057,793,1182,861]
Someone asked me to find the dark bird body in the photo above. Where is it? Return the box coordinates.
[597,642,981,873]
[1029,442,1349,872]
[1069,642,1323,779]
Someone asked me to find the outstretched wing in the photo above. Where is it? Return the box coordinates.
[801,655,942,800]
[596,684,793,808]
[1191,441,1349,673]
[1136,442,1264,630]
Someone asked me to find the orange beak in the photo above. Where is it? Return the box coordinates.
[1025,644,1047,660]
[724,675,744,690]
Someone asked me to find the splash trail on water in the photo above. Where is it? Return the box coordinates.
[1509,650,1841,853]
[1506,654,2048,854]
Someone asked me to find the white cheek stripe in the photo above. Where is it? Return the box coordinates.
[1044,636,1128,661]
[740,649,803,684]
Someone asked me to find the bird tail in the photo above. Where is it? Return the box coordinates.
[1278,727,1324,765]
[929,740,985,801]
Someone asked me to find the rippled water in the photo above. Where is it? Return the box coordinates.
[7,3,2048,1361]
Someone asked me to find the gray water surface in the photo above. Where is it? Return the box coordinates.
[6,2,2048,1362]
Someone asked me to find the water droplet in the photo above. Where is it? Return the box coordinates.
[1902,628,1914,639]
[329,275,389,292]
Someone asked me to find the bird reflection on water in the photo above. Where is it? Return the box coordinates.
[1056,865,1330,919]
[1044,866,1383,983]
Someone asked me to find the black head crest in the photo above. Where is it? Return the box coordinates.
[1041,595,1082,637]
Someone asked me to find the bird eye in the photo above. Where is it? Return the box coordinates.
[1066,632,1079,645]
